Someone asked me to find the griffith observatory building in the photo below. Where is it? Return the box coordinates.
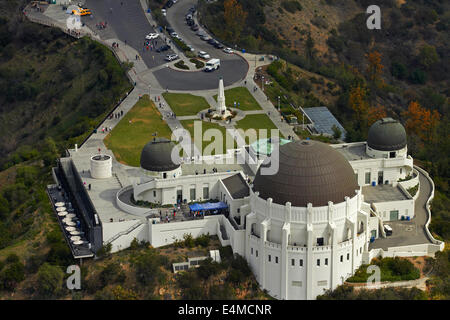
[48,118,444,300]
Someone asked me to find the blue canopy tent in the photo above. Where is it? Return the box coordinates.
[188,202,229,216]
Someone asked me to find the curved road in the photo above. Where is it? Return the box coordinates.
[83,0,248,90]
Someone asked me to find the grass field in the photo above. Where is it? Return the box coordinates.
[104,95,173,167]
[162,93,211,116]
[180,120,238,155]
[213,87,262,111]
[235,114,284,144]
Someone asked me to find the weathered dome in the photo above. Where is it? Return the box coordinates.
[252,140,358,207]
[140,138,180,172]
[367,118,407,151]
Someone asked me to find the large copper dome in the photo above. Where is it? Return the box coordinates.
[252,140,359,207]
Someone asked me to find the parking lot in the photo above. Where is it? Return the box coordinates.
[83,0,248,91]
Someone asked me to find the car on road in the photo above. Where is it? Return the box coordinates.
[186,44,195,52]
[191,24,199,31]
[170,32,180,39]
[186,19,194,26]
[223,47,234,54]
[166,26,175,33]
[201,35,211,41]
[198,51,210,59]
[165,53,179,61]
[72,8,91,16]
[207,38,217,45]
[384,224,393,236]
[145,33,159,40]
[204,58,220,72]
[164,0,173,9]
[214,42,224,49]
[161,9,166,16]
[156,44,171,52]
[196,30,205,36]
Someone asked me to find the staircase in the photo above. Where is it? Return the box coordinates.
[104,220,143,245]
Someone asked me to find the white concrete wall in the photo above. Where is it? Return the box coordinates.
[372,199,414,221]
[109,224,148,253]
[148,216,220,247]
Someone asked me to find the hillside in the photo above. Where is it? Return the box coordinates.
[0,0,132,167]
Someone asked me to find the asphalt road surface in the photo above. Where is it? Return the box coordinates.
[83,0,175,69]
[154,0,248,90]
[83,0,248,91]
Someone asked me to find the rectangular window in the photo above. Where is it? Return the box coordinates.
[360,247,362,254]
[317,259,320,266]
[153,190,156,197]
[317,280,328,286]
[347,253,350,260]
[251,248,253,255]
[203,186,209,199]
[317,237,324,246]
[299,259,303,267]
[256,250,258,257]
[325,258,328,266]
[268,255,271,262]
[340,255,343,262]
[291,259,295,266]
[400,168,402,174]
[365,172,371,184]
[190,188,196,201]
[292,281,302,287]
[275,256,279,264]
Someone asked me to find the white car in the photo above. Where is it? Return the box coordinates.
[170,32,180,39]
[223,47,234,54]
[145,33,159,40]
[198,51,210,59]
[186,44,195,52]
[161,9,166,16]
[165,54,179,61]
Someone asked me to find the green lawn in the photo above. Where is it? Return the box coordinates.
[162,93,211,116]
[104,95,173,167]
[213,87,262,111]
[180,120,238,155]
[235,114,284,144]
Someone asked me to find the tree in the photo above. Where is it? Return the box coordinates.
[367,105,387,126]
[402,101,440,143]
[332,125,342,140]
[366,50,384,85]
[111,285,138,300]
[419,45,439,70]
[0,261,25,291]
[223,0,248,42]
[36,263,65,298]
[349,85,369,123]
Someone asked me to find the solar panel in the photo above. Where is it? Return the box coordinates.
[303,107,347,139]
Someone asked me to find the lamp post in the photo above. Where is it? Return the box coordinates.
[278,96,280,111]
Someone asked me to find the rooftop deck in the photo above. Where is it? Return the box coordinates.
[362,184,410,203]
[332,143,371,161]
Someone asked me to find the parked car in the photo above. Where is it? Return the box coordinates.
[207,38,217,45]
[186,14,192,20]
[156,44,171,52]
[384,224,393,236]
[165,53,179,61]
[223,47,234,54]
[161,9,166,16]
[198,51,210,59]
[186,19,194,26]
[186,44,195,52]
[214,42,224,49]
[201,35,211,41]
[166,26,174,33]
[196,30,205,36]
[165,0,173,9]
[191,24,199,31]
[145,33,159,40]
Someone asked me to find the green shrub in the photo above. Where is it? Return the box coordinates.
[190,58,204,69]
[281,1,302,13]
[36,263,65,298]
[194,233,210,247]
[174,60,189,70]
[0,261,25,291]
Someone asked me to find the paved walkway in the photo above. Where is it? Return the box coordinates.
[369,169,433,250]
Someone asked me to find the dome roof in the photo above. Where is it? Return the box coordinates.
[252,140,358,207]
[367,118,407,151]
[140,138,180,172]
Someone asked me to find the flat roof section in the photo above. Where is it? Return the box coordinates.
[362,185,410,203]
[221,174,250,199]
[303,107,347,139]
[333,143,371,161]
